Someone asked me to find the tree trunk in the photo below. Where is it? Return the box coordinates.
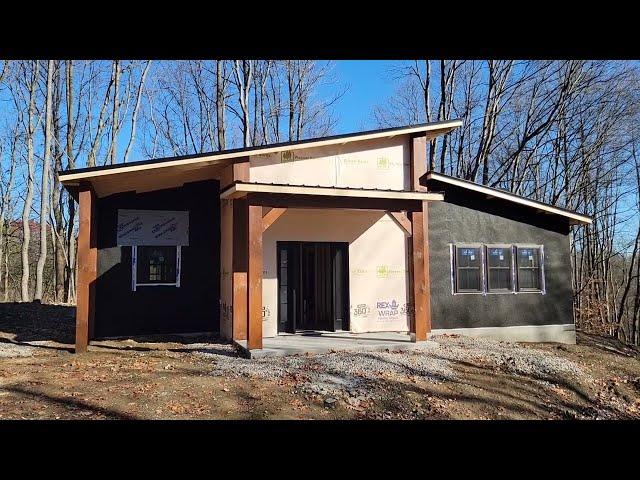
[21,60,40,302]
[35,60,55,302]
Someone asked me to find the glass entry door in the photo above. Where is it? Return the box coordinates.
[277,241,349,333]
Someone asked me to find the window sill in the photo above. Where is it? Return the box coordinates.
[135,283,180,287]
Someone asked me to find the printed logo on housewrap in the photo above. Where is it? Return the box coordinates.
[339,155,368,167]
[376,156,404,170]
[352,303,371,317]
[117,210,189,246]
[377,299,400,319]
[280,150,311,163]
[351,267,369,276]
[376,265,406,279]
[117,215,144,239]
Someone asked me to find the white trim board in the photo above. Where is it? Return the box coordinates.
[430,323,576,344]
[220,182,444,201]
[59,120,463,184]
[424,172,592,225]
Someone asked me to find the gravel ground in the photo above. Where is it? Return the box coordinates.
[193,334,589,411]
[1,302,639,419]
[0,342,37,358]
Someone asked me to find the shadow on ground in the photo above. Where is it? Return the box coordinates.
[0,301,237,355]
[0,302,75,344]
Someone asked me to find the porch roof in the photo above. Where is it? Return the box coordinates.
[220,181,444,202]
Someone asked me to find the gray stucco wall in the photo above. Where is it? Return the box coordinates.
[428,189,574,330]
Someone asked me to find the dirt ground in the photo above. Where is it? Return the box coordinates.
[1,303,639,420]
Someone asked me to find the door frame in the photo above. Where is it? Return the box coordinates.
[276,240,350,334]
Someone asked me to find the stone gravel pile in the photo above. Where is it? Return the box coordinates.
[429,334,586,381]
[0,342,37,358]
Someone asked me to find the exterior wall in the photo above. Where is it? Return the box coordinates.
[95,180,220,338]
[249,137,410,190]
[262,209,410,337]
[428,188,575,342]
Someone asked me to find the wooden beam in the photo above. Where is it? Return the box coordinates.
[389,211,412,236]
[220,158,250,189]
[410,202,431,341]
[247,203,263,350]
[232,198,248,341]
[247,192,423,212]
[410,134,428,192]
[75,182,97,353]
[262,207,287,231]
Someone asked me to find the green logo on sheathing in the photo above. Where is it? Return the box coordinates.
[376,265,405,278]
[377,157,390,169]
[376,265,389,278]
[280,150,311,163]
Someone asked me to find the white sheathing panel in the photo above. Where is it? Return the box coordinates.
[249,136,410,191]
[262,209,410,338]
[220,199,233,339]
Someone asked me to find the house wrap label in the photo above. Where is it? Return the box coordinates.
[117,209,189,246]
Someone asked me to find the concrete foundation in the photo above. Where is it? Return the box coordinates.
[234,331,434,359]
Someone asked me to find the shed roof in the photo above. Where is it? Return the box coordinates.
[421,171,592,225]
[59,119,462,184]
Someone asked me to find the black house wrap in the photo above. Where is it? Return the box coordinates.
[94,180,220,337]
[426,181,574,331]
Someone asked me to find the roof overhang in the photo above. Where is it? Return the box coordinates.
[220,182,445,202]
[58,120,463,198]
[421,171,592,225]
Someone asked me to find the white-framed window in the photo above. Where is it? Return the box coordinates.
[450,244,485,294]
[486,244,514,293]
[132,245,181,291]
[515,245,545,293]
[450,243,545,295]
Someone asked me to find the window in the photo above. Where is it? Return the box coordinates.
[132,245,181,290]
[487,246,513,292]
[516,246,544,292]
[451,243,545,295]
[454,246,483,293]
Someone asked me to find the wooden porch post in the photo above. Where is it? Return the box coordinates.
[232,198,248,340]
[409,134,431,342]
[75,182,97,353]
[247,201,263,349]
[222,160,250,342]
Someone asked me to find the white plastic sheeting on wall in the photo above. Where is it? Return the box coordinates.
[262,209,410,337]
[249,137,410,191]
[117,209,189,246]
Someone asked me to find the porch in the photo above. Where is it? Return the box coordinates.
[234,331,434,359]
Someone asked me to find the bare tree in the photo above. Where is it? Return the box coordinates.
[34,60,54,301]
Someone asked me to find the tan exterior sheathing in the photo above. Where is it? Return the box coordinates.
[262,209,410,337]
[220,199,233,338]
[249,137,410,190]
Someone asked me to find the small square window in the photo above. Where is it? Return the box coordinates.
[133,245,181,289]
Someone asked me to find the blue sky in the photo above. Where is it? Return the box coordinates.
[322,60,400,132]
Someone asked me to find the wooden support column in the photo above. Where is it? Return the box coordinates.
[223,158,250,342]
[247,201,263,350]
[75,182,97,353]
[232,198,248,341]
[410,202,431,341]
[409,134,431,341]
